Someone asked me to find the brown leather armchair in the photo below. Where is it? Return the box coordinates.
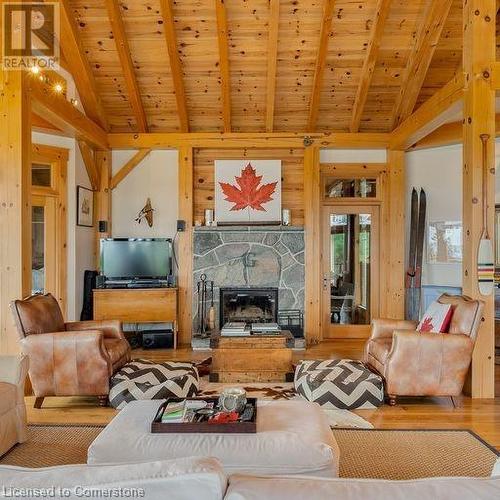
[10,293,131,408]
[364,294,484,405]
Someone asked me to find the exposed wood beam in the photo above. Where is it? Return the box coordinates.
[95,151,112,267]
[350,0,392,132]
[391,0,453,128]
[390,73,464,150]
[57,0,109,130]
[265,0,280,133]
[77,140,100,190]
[107,132,391,149]
[110,149,152,189]
[488,61,500,89]
[215,0,231,132]
[29,76,108,150]
[105,0,148,132]
[462,0,496,399]
[177,146,194,345]
[410,114,500,151]
[0,70,31,354]
[307,0,336,132]
[159,0,189,132]
[32,113,64,134]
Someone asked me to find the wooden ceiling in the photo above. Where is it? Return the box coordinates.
[62,0,466,134]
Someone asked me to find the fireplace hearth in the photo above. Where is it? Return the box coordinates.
[220,287,278,327]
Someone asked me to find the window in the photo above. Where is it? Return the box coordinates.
[325,178,377,198]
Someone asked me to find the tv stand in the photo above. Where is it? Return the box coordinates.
[93,288,178,348]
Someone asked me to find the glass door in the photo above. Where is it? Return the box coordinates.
[31,195,57,296]
[322,205,379,338]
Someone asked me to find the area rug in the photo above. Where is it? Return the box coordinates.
[1,425,497,479]
[199,380,373,429]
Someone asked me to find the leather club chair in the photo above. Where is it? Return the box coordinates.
[10,293,131,408]
[364,294,484,405]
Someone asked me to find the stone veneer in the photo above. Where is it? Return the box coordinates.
[192,226,305,335]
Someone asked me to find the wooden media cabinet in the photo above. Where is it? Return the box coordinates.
[93,288,178,348]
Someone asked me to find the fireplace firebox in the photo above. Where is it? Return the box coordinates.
[219,288,278,327]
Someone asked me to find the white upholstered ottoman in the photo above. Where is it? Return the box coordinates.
[87,399,339,477]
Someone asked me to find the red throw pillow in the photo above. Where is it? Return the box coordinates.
[417,301,453,333]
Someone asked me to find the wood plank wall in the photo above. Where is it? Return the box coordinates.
[193,148,305,225]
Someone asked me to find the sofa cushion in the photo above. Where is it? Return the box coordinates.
[0,457,226,500]
[88,399,339,477]
[0,382,15,415]
[225,474,500,500]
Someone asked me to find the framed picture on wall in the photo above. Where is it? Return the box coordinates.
[77,185,94,227]
[215,159,282,225]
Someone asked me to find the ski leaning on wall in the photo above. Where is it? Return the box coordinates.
[405,188,426,321]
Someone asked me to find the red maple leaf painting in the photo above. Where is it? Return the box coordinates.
[219,163,277,211]
[419,317,434,332]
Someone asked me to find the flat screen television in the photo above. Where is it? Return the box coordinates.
[100,238,172,280]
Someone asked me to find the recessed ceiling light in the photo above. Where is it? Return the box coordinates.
[54,83,63,93]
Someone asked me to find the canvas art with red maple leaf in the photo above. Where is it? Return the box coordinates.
[219,163,277,212]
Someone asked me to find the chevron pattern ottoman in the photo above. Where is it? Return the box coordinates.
[294,359,384,410]
[109,359,200,409]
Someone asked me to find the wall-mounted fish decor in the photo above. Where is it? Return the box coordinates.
[135,198,154,227]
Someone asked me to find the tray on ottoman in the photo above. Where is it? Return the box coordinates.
[152,397,257,433]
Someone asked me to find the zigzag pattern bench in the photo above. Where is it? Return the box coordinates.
[109,359,200,410]
[294,359,384,410]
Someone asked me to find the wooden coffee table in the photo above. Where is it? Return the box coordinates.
[209,330,294,383]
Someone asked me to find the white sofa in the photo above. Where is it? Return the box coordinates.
[0,355,28,457]
[0,457,498,500]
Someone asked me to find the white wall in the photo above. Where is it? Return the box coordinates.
[111,150,179,239]
[405,145,463,287]
[320,149,387,163]
[32,132,95,321]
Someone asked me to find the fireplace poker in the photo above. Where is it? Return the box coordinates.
[196,281,201,333]
[200,274,207,334]
[208,281,215,330]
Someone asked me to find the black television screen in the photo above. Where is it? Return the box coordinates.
[100,238,172,279]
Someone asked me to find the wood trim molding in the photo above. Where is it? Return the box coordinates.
[215,0,232,132]
[105,0,148,133]
[95,151,112,268]
[159,0,189,132]
[350,0,392,133]
[110,148,152,189]
[307,0,336,132]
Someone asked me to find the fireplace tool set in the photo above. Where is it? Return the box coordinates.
[197,274,215,335]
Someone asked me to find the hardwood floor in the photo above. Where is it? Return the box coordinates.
[25,340,500,451]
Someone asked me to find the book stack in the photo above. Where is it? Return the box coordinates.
[251,323,281,334]
[161,400,212,423]
[221,322,249,337]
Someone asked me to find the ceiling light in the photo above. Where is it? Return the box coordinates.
[54,83,63,93]
[70,98,78,107]
[30,66,40,75]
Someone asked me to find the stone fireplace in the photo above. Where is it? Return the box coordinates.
[192,226,305,348]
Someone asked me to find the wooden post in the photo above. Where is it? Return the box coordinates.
[386,150,405,318]
[462,0,495,398]
[177,146,194,346]
[304,145,321,344]
[95,151,112,268]
[0,70,31,354]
